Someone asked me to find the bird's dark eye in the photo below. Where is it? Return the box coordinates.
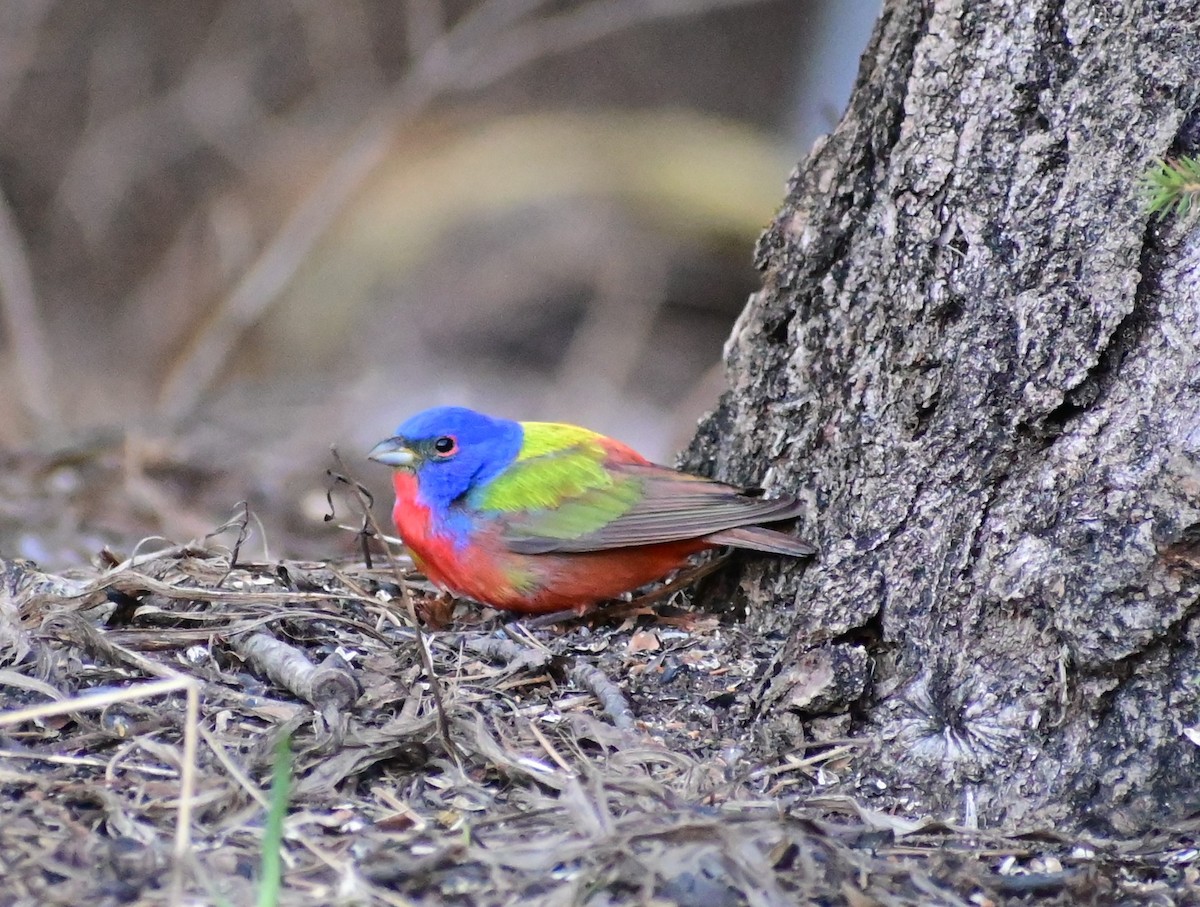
[433,436,457,456]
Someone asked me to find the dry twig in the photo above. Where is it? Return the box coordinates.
[569,661,636,730]
[232,632,360,711]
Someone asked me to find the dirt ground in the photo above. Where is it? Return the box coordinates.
[1,440,1198,906]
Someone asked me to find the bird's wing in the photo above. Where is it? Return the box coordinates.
[469,422,644,547]
[473,423,806,554]
[501,463,808,554]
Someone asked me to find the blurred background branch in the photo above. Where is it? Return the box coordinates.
[0,185,59,434]
[159,0,771,420]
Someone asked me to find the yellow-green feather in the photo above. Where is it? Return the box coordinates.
[472,422,643,540]
[512,422,599,460]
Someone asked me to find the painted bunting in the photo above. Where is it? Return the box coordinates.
[367,406,814,614]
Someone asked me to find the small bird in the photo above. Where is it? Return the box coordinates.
[368,406,814,614]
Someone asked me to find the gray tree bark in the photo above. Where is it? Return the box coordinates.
[688,0,1200,833]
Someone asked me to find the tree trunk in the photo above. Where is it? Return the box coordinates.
[688,0,1200,833]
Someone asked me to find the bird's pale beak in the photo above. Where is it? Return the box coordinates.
[368,438,416,468]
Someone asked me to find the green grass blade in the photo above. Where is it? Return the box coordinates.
[256,732,293,907]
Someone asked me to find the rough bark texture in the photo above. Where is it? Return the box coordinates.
[687,0,1200,833]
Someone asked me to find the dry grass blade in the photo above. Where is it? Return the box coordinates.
[0,674,200,903]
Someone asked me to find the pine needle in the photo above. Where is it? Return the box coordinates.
[1143,155,1200,220]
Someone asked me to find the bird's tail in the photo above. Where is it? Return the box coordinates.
[702,527,817,557]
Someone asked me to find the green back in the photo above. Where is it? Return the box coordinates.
[471,422,642,541]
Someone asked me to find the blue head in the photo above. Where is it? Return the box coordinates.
[368,406,523,509]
